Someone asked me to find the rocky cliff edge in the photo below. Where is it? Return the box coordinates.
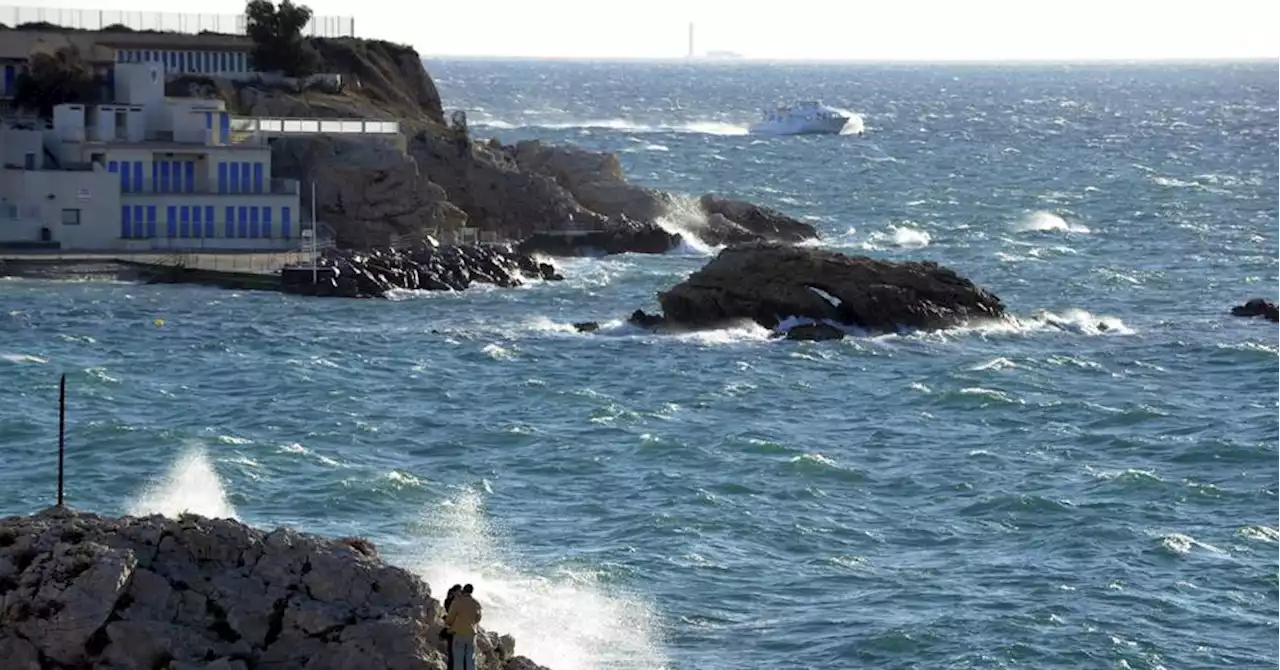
[0,506,549,670]
[170,37,817,250]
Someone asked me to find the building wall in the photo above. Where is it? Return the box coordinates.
[118,193,299,243]
[0,168,121,249]
[116,48,249,76]
[0,127,43,170]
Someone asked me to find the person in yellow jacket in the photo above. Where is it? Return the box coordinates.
[445,584,483,670]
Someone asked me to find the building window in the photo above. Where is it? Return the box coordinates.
[61,209,81,225]
[24,153,36,170]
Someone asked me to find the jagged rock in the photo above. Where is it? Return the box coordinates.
[269,136,467,248]
[511,140,672,222]
[573,322,600,333]
[516,216,680,256]
[0,507,548,670]
[698,194,818,244]
[648,242,1004,334]
[627,309,669,331]
[784,323,846,341]
[1230,298,1279,322]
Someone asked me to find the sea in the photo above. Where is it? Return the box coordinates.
[1,59,1277,670]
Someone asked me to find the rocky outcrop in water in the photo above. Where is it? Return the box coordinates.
[1230,298,1279,323]
[515,216,681,257]
[281,243,562,298]
[696,195,818,246]
[626,242,1005,335]
[0,507,548,670]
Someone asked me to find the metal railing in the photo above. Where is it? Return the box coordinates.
[230,117,400,135]
[0,6,354,37]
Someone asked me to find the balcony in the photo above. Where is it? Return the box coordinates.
[120,179,300,197]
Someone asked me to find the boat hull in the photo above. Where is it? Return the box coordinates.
[748,116,851,136]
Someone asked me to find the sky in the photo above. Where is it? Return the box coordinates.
[8,0,1280,61]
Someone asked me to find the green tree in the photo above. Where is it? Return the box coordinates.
[244,0,320,76]
[13,47,102,118]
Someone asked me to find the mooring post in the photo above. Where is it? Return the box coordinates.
[58,373,66,507]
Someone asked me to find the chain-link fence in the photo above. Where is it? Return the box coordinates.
[0,5,354,37]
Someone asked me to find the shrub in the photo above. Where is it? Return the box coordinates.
[244,0,320,77]
[13,46,104,118]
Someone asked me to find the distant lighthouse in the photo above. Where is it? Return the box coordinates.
[687,22,695,58]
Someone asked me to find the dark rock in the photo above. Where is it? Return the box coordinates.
[1230,298,1279,322]
[572,322,600,333]
[698,194,819,245]
[627,309,668,331]
[516,216,681,257]
[784,323,846,341]
[281,243,562,299]
[650,242,1004,334]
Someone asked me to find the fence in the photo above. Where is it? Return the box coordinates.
[230,116,400,136]
[0,5,354,37]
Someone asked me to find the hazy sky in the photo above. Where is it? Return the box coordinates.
[13,0,1280,60]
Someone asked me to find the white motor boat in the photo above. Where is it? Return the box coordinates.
[748,101,855,136]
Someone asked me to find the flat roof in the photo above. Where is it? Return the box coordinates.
[92,31,251,51]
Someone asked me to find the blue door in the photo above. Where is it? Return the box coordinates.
[204,206,215,238]
[228,162,239,193]
[166,206,177,238]
[219,112,230,144]
[192,206,202,238]
[121,206,131,239]
[120,161,130,193]
[184,162,195,193]
[237,206,248,238]
[262,207,272,238]
[134,206,144,237]
[217,162,227,193]
[147,206,157,238]
[239,162,250,193]
[132,162,143,194]
[2,65,14,96]
[253,163,263,194]
[159,162,170,193]
[249,206,259,238]
[282,206,291,239]
[179,206,190,238]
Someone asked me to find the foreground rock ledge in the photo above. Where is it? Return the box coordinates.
[0,507,549,670]
[629,242,1006,335]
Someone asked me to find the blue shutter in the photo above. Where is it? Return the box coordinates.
[262,207,272,238]
[134,206,144,237]
[192,205,202,238]
[228,162,239,193]
[108,161,119,174]
[147,206,157,238]
[237,206,248,238]
[220,112,230,144]
[3,65,14,97]
[121,205,131,239]
[119,161,130,193]
[180,206,190,238]
[184,162,195,193]
[217,162,227,193]
[249,206,260,238]
[151,161,158,192]
[239,162,250,193]
[253,163,263,194]
[159,161,170,193]
[282,206,291,239]
[166,206,177,238]
[132,162,143,193]
[205,206,215,238]
[225,206,235,238]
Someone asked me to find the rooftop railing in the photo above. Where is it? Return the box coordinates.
[229,117,401,135]
[0,5,354,37]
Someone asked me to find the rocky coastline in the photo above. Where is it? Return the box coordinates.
[281,242,561,298]
[0,506,548,670]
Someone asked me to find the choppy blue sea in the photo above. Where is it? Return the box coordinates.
[2,60,1277,669]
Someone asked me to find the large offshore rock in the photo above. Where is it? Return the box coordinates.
[649,242,1005,333]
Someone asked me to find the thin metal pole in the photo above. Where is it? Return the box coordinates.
[311,180,318,283]
[57,374,66,507]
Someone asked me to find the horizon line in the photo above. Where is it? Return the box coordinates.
[419,54,1280,65]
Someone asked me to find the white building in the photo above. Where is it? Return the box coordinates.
[0,60,301,251]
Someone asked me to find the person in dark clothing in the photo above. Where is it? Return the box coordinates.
[442,584,462,668]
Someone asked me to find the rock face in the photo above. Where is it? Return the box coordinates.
[0,507,549,670]
[281,243,562,298]
[641,242,1005,334]
[696,195,818,246]
[1230,298,1279,322]
[516,217,681,257]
